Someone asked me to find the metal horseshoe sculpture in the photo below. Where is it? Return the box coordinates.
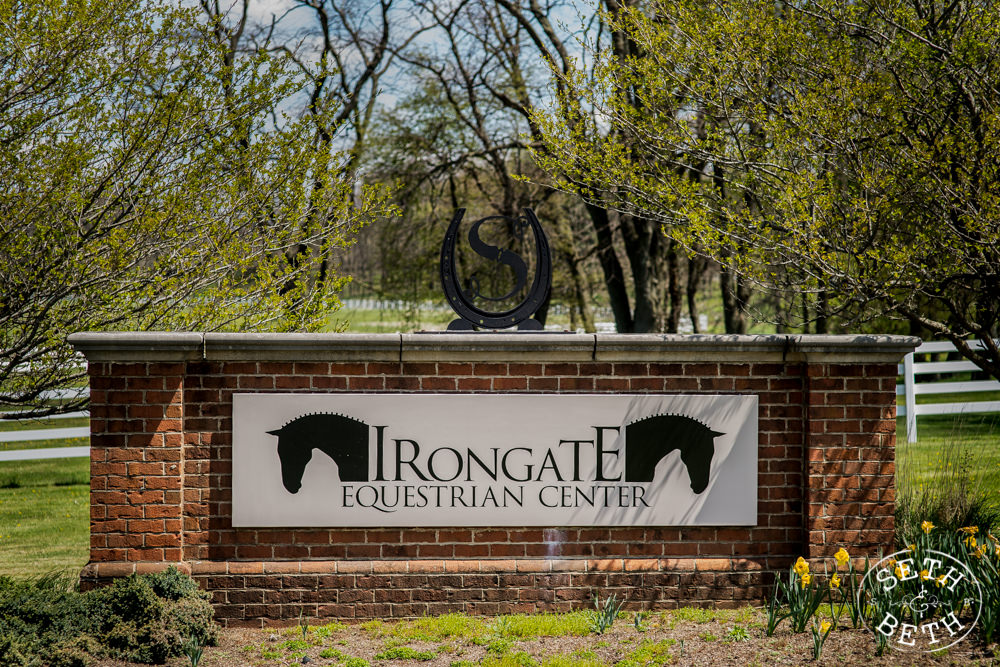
[440,208,552,330]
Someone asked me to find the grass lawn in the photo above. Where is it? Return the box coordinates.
[895,413,1000,508]
[0,457,89,577]
[0,416,90,433]
[0,435,89,452]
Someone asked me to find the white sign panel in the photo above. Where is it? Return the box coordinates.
[232,394,757,527]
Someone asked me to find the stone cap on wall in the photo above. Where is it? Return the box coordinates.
[68,331,920,364]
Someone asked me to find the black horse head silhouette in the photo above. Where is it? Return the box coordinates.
[267,413,370,493]
[624,414,721,493]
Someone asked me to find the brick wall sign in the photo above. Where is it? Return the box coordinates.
[232,393,758,527]
[69,332,919,625]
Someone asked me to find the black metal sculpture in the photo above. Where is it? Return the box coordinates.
[439,208,552,330]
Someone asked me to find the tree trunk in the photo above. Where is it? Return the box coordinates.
[687,255,707,333]
[585,202,633,332]
[553,215,596,333]
[815,289,829,334]
[569,257,596,332]
[666,239,681,333]
[720,256,748,334]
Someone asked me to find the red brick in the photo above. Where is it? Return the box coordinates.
[473,363,508,375]
[312,376,348,389]
[127,462,165,476]
[647,363,683,375]
[730,377,766,391]
[349,377,385,390]
[402,362,437,375]
[421,377,456,391]
[593,378,630,391]
[330,363,366,375]
[629,378,664,391]
[521,377,555,392]
[440,376,490,397]
[543,363,578,376]
[127,405,165,421]
[699,377,734,391]
[684,363,719,376]
[439,363,474,375]
[578,363,613,376]
[559,377,594,391]
[276,376,312,389]
[238,376,274,389]
[493,377,526,390]
[383,376,419,390]
[293,362,330,375]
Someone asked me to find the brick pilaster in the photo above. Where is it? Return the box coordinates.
[804,362,896,559]
[88,361,184,564]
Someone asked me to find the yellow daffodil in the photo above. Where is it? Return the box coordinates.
[965,535,978,548]
[794,557,810,577]
[820,620,832,634]
[829,574,841,589]
[907,544,916,552]
[894,565,904,579]
[935,574,947,587]
[834,548,850,568]
[959,526,979,535]
[973,545,986,559]
[922,520,934,534]
[801,573,812,587]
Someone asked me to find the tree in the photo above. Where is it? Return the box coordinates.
[0,0,391,416]
[485,0,749,333]
[349,0,722,334]
[534,0,1000,376]
[349,0,604,330]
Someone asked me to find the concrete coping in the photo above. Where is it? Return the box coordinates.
[68,331,920,363]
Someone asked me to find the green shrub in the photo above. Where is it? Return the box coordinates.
[145,567,205,602]
[0,573,92,666]
[49,637,101,667]
[0,634,29,667]
[0,567,216,667]
[89,574,165,632]
[87,569,218,663]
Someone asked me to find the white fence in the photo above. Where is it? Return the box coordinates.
[0,387,91,458]
[896,340,1000,443]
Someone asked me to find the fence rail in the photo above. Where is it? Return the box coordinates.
[896,340,1000,443]
[0,386,91,458]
